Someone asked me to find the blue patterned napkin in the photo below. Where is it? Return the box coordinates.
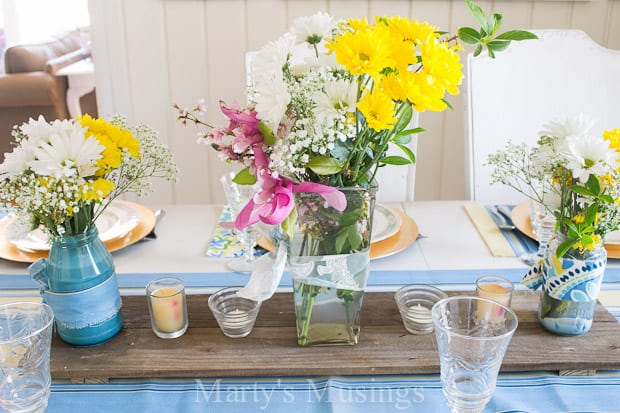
[205,206,267,258]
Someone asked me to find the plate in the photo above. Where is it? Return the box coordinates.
[257,209,418,260]
[372,204,402,243]
[0,201,156,263]
[8,201,141,252]
[511,200,620,259]
[370,209,418,260]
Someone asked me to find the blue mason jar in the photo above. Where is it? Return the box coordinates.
[538,237,606,336]
[29,226,123,346]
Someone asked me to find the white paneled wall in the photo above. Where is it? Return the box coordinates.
[88,0,620,205]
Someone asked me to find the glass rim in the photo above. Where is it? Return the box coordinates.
[475,275,515,293]
[0,301,54,344]
[146,277,185,297]
[208,287,260,308]
[395,284,448,299]
[431,295,518,340]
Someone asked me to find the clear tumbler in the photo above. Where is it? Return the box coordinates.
[0,302,55,413]
[432,296,518,413]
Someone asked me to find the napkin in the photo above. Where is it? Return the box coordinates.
[464,204,537,257]
[237,233,287,302]
[204,206,267,258]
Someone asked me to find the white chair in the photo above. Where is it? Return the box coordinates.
[245,50,418,203]
[465,30,620,204]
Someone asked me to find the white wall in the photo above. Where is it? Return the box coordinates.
[88,0,620,205]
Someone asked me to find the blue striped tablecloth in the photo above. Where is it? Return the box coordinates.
[47,371,620,413]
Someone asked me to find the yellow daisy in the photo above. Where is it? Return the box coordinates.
[417,39,464,96]
[327,24,394,77]
[357,90,396,132]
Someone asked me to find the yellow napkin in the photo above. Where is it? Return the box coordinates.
[0,296,41,305]
[463,204,515,257]
[599,290,620,308]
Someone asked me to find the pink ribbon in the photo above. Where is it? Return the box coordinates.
[233,180,347,231]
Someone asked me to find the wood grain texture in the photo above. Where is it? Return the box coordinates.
[50,290,620,381]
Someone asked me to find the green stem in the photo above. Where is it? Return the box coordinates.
[298,283,317,346]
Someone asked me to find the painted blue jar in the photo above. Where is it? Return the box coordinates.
[537,238,606,336]
[29,226,123,346]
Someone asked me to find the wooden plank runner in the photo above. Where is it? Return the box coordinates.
[50,290,620,381]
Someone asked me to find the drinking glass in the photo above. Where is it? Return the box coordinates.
[432,296,518,413]
[0,302,55,413]
[220,172,261,273]
[519,200,556,266]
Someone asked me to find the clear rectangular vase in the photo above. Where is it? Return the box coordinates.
[287,186,376,346]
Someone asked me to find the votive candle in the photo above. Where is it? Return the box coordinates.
[476,275,514,321]
[146,278,188,339]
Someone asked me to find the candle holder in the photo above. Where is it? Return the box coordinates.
[146,277,189,339]
[394,284,448,335]
[208,287,261,338]
[475,275,514,321]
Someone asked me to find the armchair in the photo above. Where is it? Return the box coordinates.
[0,31,97,161]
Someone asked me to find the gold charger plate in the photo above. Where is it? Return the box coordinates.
[511,200,620,259]
[0,201,156,263]
[257,208,418,260]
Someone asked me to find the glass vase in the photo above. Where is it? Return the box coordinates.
[537,237,606,336]
[28,226,123,346]
[287,185,376,346]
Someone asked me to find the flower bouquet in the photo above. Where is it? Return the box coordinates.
[0,114,177,345]
[488,114,620,334]
[177,1,535,345]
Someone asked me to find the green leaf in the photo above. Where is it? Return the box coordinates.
[586,174,601,194]
[395,143,416,164]
[335,228,348,253]
[487,40,511,52]
[394,134,411,145]
[442,98,455,111]
[465,0,487,29]
[557,239,577,258]
[380,155,412,165]
[496,30,539,41]
[400,103,413,126]
[281,205,297,240]
[457,27,481,44]
[487,47,496,59]
[490,13,503,36]
[399,127,424,136]
[347,226,363,250]
[233,167,257,185]
[323,210,362,226]
[258,121,277,145]
[307,156,342,175]
[473,44,483,57]
[599,194,614,203]
[569,185,595,197]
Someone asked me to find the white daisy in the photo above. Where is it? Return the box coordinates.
[19,115,78,146]
[251,32,295,84]
[0,146,33,179]
[291,11,335,45]
[313,79,357,122]
[28,126,103,180]
[560,134,620,183]
[254,74,291,131]
[540,113,596,139]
